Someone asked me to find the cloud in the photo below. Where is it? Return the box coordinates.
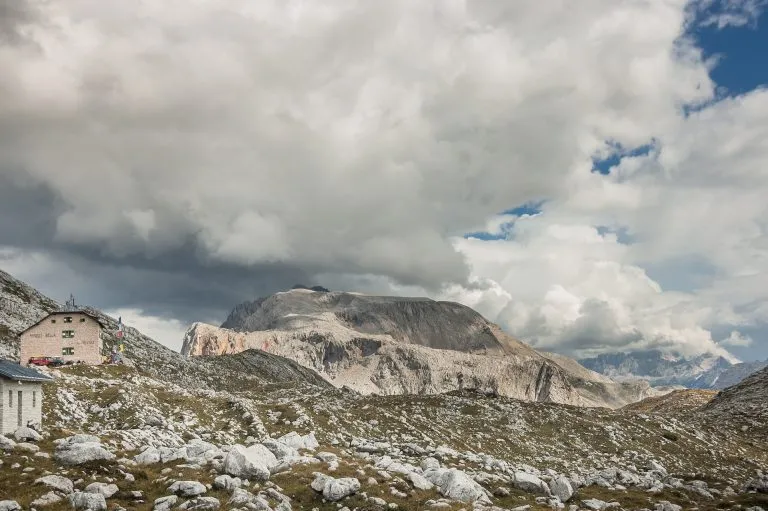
[104,308,192,352]
[0,0,766,359]
[720,330,754,347]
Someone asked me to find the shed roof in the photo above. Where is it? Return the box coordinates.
[0,359,55,383]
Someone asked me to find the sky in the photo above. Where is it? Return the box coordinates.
[1,0,767,361]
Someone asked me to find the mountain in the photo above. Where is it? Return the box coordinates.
[702,365,768,423]
[710,359,768,388]
[577,349,767,389]
[2,267,768,511]
[183,288,663,408]
[0,268,60,359]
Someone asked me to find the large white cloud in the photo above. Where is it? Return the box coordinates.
[1,0,766,358]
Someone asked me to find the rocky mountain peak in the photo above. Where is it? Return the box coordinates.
[183,290,664,408]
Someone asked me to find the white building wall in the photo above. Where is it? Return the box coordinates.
[0,379,44,435]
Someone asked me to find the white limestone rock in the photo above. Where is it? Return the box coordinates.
[261,439,300,460]
[222,444,277,481]
[134,447,162,465]
[153,495,178,511]
[549,476,573,502]
[178,497,220,510]
[85,482,120,498]
[30,492,63,507]
[0,436,17,451]
[168,481,207,497]
[581,499,608,510]
[277,431,319,451]
[14,426,42,442]
[227,488,257,506]
[0,502,20,511]
[35,475,74,494]
[68,492,108,511]
[409,472,434,491]
[514,472,550,495]
[55,436,115,465]
[424,468,491,504]
[323,477,361,502]
[213,475,242,491]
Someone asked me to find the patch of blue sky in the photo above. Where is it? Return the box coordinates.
[463,202,543,240]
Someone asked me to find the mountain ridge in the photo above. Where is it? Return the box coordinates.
[579,349,766,390]
[183,289,663,408]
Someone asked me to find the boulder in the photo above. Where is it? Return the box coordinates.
[655,502,682,511]
[178,497,220,510]
[550,475,573,502]
[409,472,434,491]
[68,492,107,511]
[322,476,361,502]
[311,473,331,492]
[227,488,257,506]
[261,439,300,460]
[213,475,242,491]
[84,482,119,498]
[55,437,115,465]
[30,492,63,507]
[514,472,550,495]
[581,499,608,510]
[0,501,20,511]
[153,495,178,511]
[421,457,441,471]
[0,436,17,451]
[168,481,207,497]
[277,431,319,451]
[425,468,491,504]
[185,439,219,460]
[13,427,42,442]
[222,444,277,481]
[16,442,39,453]
[67,434,102,444]
[35,475,74,494]
[134,447,162,465]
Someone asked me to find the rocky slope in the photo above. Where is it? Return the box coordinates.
[183,290,660,409]
[702,365,768,423]
[0,268,60,360]
[1,358,766,511]
[2,268,768,511]
[622,390,718,414]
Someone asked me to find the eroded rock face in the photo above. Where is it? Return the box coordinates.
[182,290,660,408]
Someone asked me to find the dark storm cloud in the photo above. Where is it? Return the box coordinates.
[0,173,62,247]
[0,0,38,45]
[4,246,313,325]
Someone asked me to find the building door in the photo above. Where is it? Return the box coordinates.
[17,391,22,427]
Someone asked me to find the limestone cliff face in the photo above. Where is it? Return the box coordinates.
[182,290,660,408]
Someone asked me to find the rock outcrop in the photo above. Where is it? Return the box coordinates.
[183,289,661,408]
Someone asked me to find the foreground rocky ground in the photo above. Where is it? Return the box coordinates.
[1,361,766,511]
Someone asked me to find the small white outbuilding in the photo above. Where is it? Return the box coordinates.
[0,359,54,434]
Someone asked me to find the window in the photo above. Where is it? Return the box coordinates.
[51,319,56,323]
[62,347,75,356]
[62,330,74,339]
[80,318,86,322]
[33,391,37,408]
[63,316,73,323]
[8,390,12,408]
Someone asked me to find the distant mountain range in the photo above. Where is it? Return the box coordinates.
[579,349,767,389]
